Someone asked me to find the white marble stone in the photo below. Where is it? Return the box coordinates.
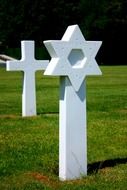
[6,41,49,116]
[44,24,102,91]
[44,24,102,180]
[59,77,87,180]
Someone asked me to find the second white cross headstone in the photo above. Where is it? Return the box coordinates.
[6,41,49,117]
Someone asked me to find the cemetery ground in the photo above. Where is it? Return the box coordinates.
[0,66,127,190]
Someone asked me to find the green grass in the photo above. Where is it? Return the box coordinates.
[0,66,127,190]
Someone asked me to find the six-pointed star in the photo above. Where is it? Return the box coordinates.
[44,25,102,91]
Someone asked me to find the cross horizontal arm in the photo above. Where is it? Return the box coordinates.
[33,60,49,70]
[6,60,25,71]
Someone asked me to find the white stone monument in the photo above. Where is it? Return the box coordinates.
[6,41,49,117]
[43,25,102,180]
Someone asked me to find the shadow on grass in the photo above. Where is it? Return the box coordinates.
[53,158,127,176]
[88,157,127,174]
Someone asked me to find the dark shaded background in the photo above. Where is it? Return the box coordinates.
[0,0,126,65]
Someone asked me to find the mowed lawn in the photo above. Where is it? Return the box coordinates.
[0,66,127,190]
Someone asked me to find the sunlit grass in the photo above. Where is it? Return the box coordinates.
[0,66,127,189]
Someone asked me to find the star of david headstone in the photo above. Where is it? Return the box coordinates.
[43,25,102,180]
[44,24,102,91]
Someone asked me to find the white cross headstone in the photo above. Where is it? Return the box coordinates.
[43,25,102,180]
[6,41,49,117]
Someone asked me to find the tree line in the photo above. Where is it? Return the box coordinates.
[0,0,126,65]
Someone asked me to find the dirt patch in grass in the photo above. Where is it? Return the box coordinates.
[119,109,127,114]
[30,172,60,189]
[0,114,21,119]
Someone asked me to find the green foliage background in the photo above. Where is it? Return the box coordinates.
[0,0,126,64]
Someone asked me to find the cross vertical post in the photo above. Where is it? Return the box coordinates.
[22,68,36,116]
[6,41,49,117]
